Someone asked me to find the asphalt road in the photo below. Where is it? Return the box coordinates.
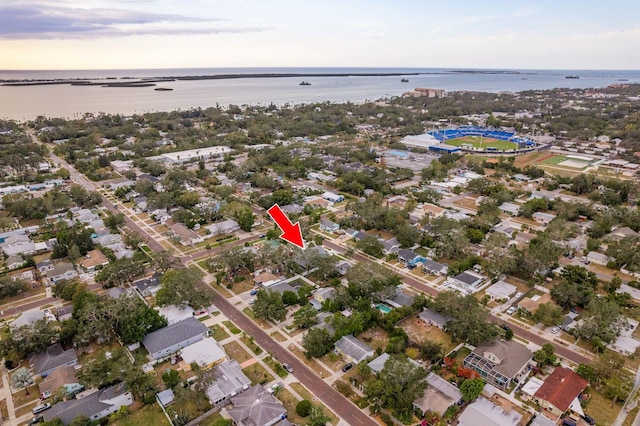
[323,240,592,365]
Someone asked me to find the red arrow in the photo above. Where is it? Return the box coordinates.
[267,204,305,249]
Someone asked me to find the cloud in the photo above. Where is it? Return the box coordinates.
[0,3,272,39]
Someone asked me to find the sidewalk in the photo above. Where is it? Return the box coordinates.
[1,367,16,424]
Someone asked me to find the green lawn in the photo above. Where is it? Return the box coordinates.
[210,324,231,341]
[242,363,274,385]
[541,155,567,165]
[112,404,169,426]
[446,136,518,151]
[222,320,241,334]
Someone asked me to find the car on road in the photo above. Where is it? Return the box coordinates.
[283,364,294,373]
[581,414,595,425]
[32,403,51,415]
[259,234,266,238]
[29,416,44,425]
[551,326,560,334]
[342,363,354,372]
[506,306,517,315]
[499,324,511,331]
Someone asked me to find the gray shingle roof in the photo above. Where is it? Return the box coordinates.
[206,360,252,404]
[228,385,286,426]
[334,335,374,363]
[29,343,78,376]
[422,258,447,273]
[43,383,129,425]
[142,317,207,355]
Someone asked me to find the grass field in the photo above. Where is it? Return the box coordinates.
[540,154,568,165]
[446,136,518,151]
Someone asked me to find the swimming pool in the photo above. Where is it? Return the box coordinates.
[376,304,392,314]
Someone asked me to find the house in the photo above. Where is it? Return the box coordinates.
[228,385,287,426]
[78,250,109,273]
[448,270,486,292]
[206,219,240,237]
[386,287,414,308]
[458,397,523,426]
[322,191,344,203]
[607,226,640,242]
[134,274,161,297]
[294,246,329,270]
[419,308,452,329]
[533,367,589,419]
[253,271,282,287]
[43,383,133,425]
[422,259,448,275]
[180,337,226,369]
[319,219,340,233]
[39,366,83,399]
[0,234,36,256]
[156,389,175,408]
[107,287,129,299]
[397,249,420,265]
[530,414,557,426]
[518,293,553,315]
[314,287,335,303]
[586,251,611,266]
[55,305,74,322]
[353,230,369,242]
[30,344,78,377]
[280,204,304,215]
[5,255,24,269]
[464,339,533,389]
[498,202,521,216]
[520,377,545,402]
[532,212,556,226]
[170,223,204,246]
[608,318,640,355]
[334,335,375,363]
[367,353,391,374]
[156,305,195,325]
[142,316,209,360]
[48,262,78,284]
[10,309,45,331]
[485,281,517,301]
[413,372,463,416]
[109,160,134,174]
[37,259,55,274]
[336,260,351,276]
[205,360,252,406]
[382,237,400,255]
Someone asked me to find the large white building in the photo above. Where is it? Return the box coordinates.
[154,146,232,164]
[399,133,440,149]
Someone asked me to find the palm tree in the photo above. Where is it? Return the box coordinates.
[12,367,33,395]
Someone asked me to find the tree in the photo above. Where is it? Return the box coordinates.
[504,327,514,340]
[363,355,427,416]
[162,369,181,388]
[533,343,557,367]
[156,267,211,310]
[459,378,484,402]
[356,236,384,258]
[11,367,33,395]
[307,405,331,426]
[104,211,125,232]
[302,328,334,358]
[532,303,564,327]
[152,250,178,273]
[252,290,286,322]
[235,208,255,232]
[396,223,420,248]
[96,257,144,288]
[293,305,318,329]
[296,400,312,417]
[419,340,444,363]
[574,298,623,344]
[434,291,497,345]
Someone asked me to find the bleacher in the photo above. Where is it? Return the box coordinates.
[428,126,535,147]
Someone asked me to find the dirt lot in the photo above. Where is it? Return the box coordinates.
[399,317,455,353]
[453,197,479,211]
[222,341,252,363]
[357,327,389,353]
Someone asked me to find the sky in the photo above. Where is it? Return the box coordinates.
[1,0,639,70]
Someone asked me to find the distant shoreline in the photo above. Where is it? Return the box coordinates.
[1,72,425,86]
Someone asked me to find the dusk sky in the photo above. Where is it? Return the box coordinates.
[1,0,639,70]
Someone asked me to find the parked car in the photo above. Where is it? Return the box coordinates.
[29,417,44,425]
[506,306,517,315]
[500,324,511,331]
[283,364,294,373]
[551,326,560,334]
[32,403,51,415]
[581,414,596,425]
[342,363,354,372]
[514,292,523,299]
[250,289,258,296]
[561,419,576,426]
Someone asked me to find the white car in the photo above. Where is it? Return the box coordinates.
[514,292,523,299]
[506,306,517,315]
[551,326,560,334]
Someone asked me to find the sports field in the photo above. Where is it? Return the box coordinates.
[540,154,591,169]
[446,136,518,151]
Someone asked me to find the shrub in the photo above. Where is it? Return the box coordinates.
[296,400,312,417]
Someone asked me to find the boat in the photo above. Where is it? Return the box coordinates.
[401,78,409,82]
[154,87,173,91]
[299,81,311,86]
[565,75,580,79]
